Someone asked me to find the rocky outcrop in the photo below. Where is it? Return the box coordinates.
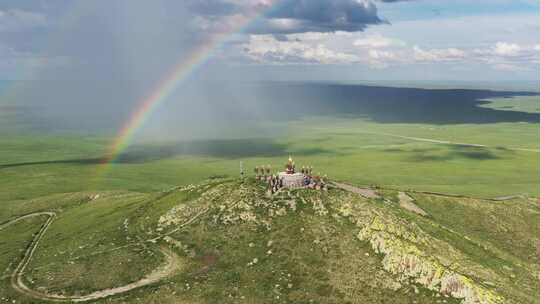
[159,182,507,304]
[337,197,504,304]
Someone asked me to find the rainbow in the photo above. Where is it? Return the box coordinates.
[103,35,222,163]
[101,3,281,167]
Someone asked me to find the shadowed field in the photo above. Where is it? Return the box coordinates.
[251,83,540,124]
[1,83,540,200]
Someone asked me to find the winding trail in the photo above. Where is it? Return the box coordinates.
[360,131,540,153]
[0,212,55,231]
[310,125,540,153]
[1,212,183,303]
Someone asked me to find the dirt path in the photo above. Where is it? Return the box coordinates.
[361,131,540,153]
[0,212,55,231]
[368,132,488,148]
[70,247,181,303]
[2,212,182,303]
[10,212,59,301]
[332,182,380,199]
[397,192,428,216]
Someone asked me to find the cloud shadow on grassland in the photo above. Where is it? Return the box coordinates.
[0,138,337,169]
[252,83,540,124]
[407,145,502,162]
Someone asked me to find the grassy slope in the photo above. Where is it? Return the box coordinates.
[3,180,539,303]
[0,216,46,302]
[410,194,540,302]
[25,191,163,295]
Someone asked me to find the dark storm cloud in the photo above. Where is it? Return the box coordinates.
[268,0,380,23]
[183,0,386,34]
[258,0,384,33]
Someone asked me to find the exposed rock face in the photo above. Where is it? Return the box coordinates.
[158,182,523,304]
[364,228,501,304]
[336,196,504,304]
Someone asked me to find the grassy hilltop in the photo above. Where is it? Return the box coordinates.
[1,179,539,303]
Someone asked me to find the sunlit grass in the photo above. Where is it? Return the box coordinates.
[2,113,540,202]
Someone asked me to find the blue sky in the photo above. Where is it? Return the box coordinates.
[378,0,540,22]
[1,0,540,81]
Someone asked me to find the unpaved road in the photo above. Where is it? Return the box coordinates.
[332,182,380,199]
[70,247,180,303]
[0,212,55,231]
[362,131,540,153]
[397,192,428,216]
[310,127,540,153]
[1,212,182,303]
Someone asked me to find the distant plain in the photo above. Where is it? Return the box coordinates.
[1,82,540,202]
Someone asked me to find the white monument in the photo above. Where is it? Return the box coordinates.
[278,156,305,188]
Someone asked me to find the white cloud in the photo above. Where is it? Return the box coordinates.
[468,42,540,72]
[240,29,540,72]
[287,32,332,41]
[492,63,530,72]
[493,42,521,56]
[368,49,395,60]
[353,35,402,48]
[365,49,398,69]
[413,46,466,62]
[242,35,360,64]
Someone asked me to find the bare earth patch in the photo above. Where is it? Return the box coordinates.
[332,182,380,199]
[398,192,428,216]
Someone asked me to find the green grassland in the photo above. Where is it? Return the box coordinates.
[1,179,538,303]
[2,103,540,202]
[1,85,540,303]
[480,96,540,114]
